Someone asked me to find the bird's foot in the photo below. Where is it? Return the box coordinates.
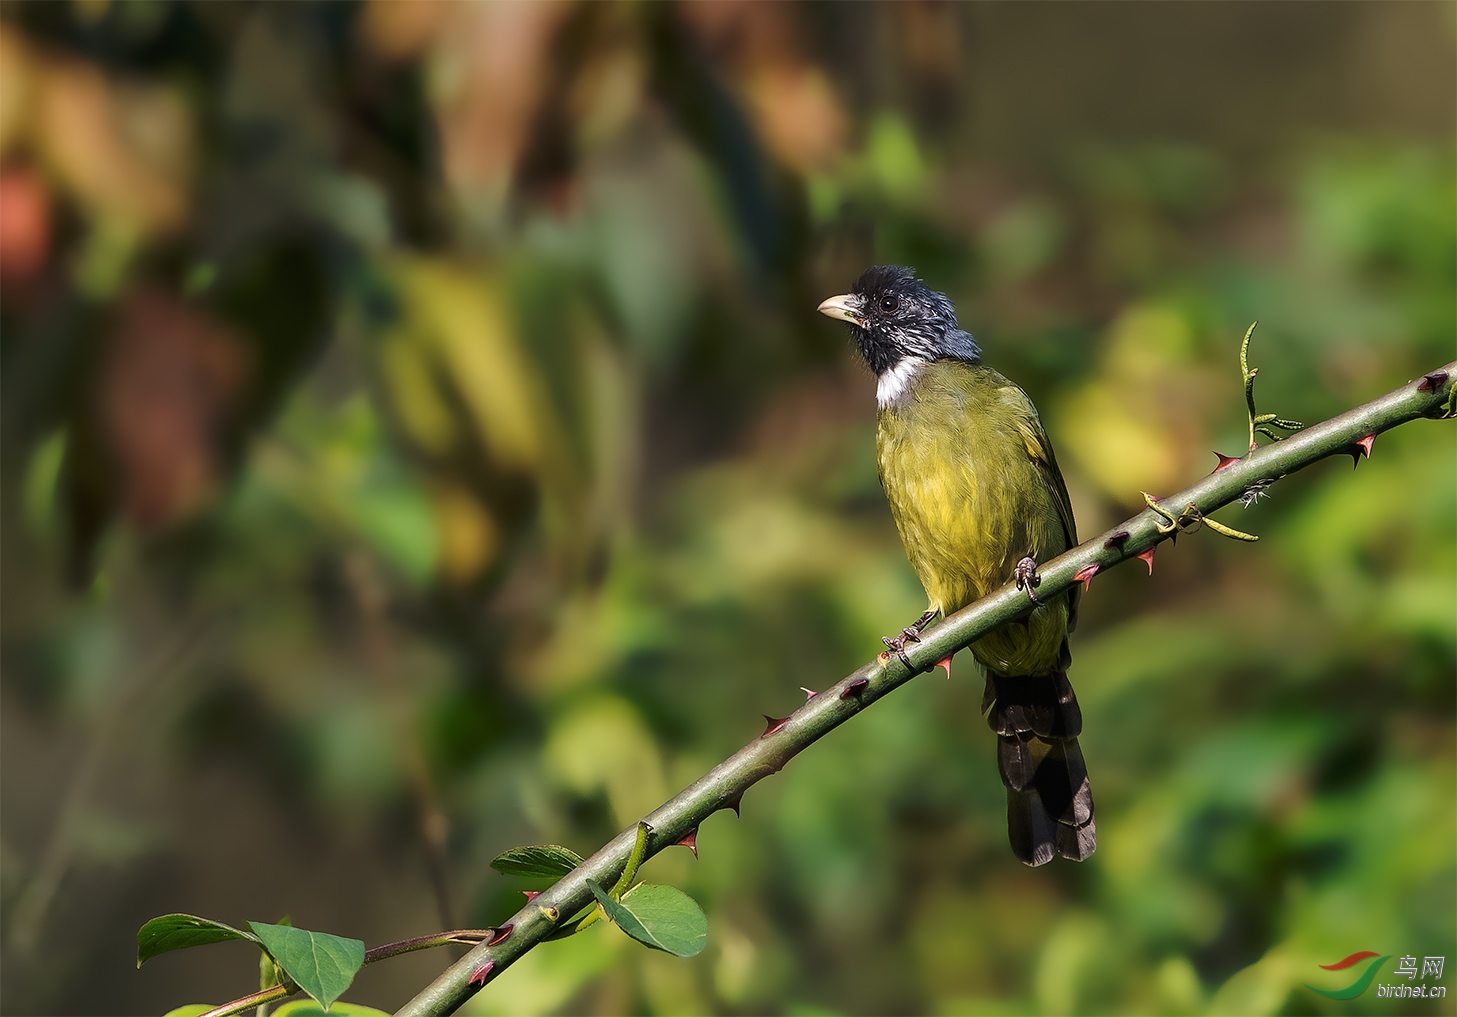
[881,609,937,670]
[881,628,920,669]
[1014,557,1043,605]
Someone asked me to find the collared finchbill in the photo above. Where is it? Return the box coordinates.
[817,294,864,325]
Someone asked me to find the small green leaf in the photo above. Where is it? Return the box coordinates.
[137,914,260,968]
[490,844,585,878]
[248,922,365,1011]
[161,1006,216,1017]
[586,880,708,958]
[271,1002,390,1017]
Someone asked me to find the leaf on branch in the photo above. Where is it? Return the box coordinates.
[269,1003,391,1017]
[248,922,366,1011]
[586,880,708,958]
[137,914,261,968]
[489,843,585,878]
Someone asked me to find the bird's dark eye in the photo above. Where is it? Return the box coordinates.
[880,296,898,313]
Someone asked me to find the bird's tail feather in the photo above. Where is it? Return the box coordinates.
[983,662,1095,865]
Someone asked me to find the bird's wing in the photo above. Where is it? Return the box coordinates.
[1002,387,1077,550]
[1005,386,1082,630]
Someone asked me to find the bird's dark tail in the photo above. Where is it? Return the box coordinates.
[982,658,1095,866]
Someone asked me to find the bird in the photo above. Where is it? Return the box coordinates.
[818,264,1094,866]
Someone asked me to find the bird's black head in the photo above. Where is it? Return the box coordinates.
[817,265,980,376]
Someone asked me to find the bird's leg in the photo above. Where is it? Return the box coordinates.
[1014,557,1043,605]
[882,608,938,669]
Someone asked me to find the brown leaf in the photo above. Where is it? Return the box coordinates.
[99,289,250,530]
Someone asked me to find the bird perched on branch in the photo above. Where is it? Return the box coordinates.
[819,265,1093,866]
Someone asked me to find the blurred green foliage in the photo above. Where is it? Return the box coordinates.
[0,3,1453,1015]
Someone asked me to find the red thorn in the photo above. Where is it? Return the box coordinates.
[801,687,818,701]
[522,890,541,902]
[1355,433,1376,458]
[1418,370,1449,392]
[1073,563,1100,591]
[935,655,952,678]
[1136,547,1156,574]
[1104,530,1130,550]
[676,828,699,858]
[761,715,789,738]
[840,677,870,700]
[486,924,512,947]
[1212,451,1240,472]
[468,960,495,988]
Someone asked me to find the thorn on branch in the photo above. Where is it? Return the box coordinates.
[1418,370,1449,392]
[935,655,952,678]
[486,925,512,947]
[522,891,540,903]
[1212,452,1241,472]
[801,687,818,701]
[1074,564,1100,591]
[841,677,870,700]
[761,715,789,738]
[1345,432,1376,467]
[1136,547,1157,574]
[676,828,699,858]
[1104,530,1130,551]
[723,792,744,817]
[468,960,495,988]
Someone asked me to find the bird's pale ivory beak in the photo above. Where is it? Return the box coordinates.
[817,294,864,325]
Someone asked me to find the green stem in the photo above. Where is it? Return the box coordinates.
[555,820,654,938]
[198,985,291,1017]
[395,362,1456,1017]
[196,930,495,1017]
[364,930,494,964]
[610,822,651,898]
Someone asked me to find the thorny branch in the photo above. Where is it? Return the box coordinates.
[392,358,1456,1017]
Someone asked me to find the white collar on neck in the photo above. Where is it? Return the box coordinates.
[876,357,926,408]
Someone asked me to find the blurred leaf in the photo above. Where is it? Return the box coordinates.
[160,1007,216,1017]
[490,844,585,879]
[544,695,667,827]
[865,113,927,203]
[271,1002,390,1017]
[587,880,708,958]
[137,914,260,968]
[247,922,365,1011]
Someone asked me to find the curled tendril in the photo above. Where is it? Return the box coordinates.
[1142,492,1258,542]
[1241,322,1305,452]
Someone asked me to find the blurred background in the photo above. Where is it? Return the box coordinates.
[1,2,1453,1014]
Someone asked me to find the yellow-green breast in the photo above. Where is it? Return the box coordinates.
[876,359,1075,675]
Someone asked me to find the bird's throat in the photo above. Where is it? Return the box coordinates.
[877,357,926,408]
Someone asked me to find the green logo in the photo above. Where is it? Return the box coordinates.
[1305,952,1390,1000]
